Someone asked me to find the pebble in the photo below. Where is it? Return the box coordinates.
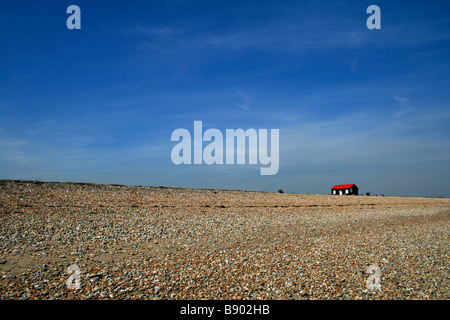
[0,180,449,300]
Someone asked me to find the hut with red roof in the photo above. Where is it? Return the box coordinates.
[331,184,358,195]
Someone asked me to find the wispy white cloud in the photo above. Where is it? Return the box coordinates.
[0,137,30,165]
[0,118,170,181]
[393,95,414,117]
[125,10,450,58]
[394,95,410,106]
[280,109,450,170]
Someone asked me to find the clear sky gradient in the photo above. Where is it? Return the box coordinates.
[1,1,449,197]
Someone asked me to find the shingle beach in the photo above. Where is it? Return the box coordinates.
[1,180,448,300]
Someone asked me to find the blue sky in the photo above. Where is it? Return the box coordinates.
[1,0,449,197]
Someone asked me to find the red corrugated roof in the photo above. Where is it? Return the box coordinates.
[332,184,356,190]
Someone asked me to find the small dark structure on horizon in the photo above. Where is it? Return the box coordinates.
[331,184,358,195]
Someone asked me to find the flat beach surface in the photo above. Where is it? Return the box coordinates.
[0,180,449,300]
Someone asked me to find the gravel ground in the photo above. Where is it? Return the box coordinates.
[0,180,449,300]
